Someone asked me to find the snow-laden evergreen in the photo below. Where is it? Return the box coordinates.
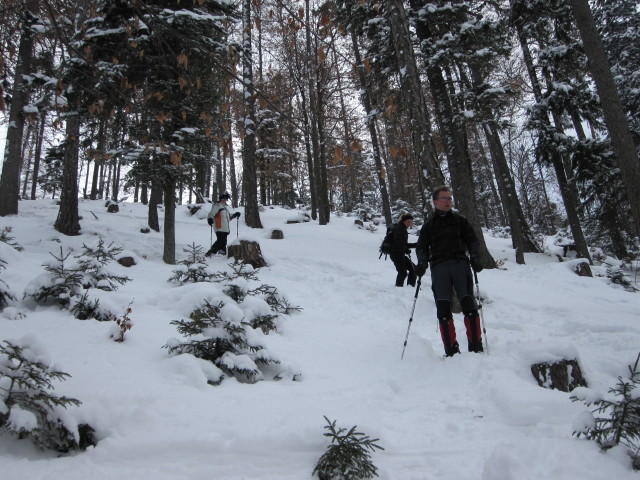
[0,199,639,479]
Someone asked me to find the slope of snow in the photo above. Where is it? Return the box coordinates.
[0,199,638,479]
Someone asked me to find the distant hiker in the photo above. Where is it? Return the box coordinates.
[414,186,484,356]
[390,213,418,287]
[206,193,241,257]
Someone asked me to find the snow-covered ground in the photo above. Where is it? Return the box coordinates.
[1,198,639,479]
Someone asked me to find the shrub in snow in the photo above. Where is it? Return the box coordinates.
[0,257,16,311]
[0,226,24,252]
[390,199,423,226]
[108,301,134,343]
[76,238,131,291]
[25,241,131,321]
[606,263,638,292]
[352,203,379,223]
[0,338,95,452]
[168,243,219,285]
[25,247,83,308]
[164,300,283,384]
[313,416,384,480]
[571,352,640,469]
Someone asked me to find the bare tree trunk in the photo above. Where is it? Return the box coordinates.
[162,180,176,264]
[21,122,34,199]
[0,0,38,216]
[483,122,541,262]
[148,182,162,232]
[241,0,262,228]
[306,0,330,224]
[517,27,592,263]
[389,0,447,194]
[54,113,81,236]
[90,118,105,200]
[31,113,46,200]
[568,0,640,237]
[409,3,496,268]
[346,3,392,225]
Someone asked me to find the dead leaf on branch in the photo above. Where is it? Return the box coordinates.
[364,58,372,74]
[318,47,327,62]
[170,151,182,166]
[177,53,188,68]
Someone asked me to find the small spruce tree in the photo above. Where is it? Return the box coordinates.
[25,247,83,307]
[164,300,281,384]
[0,257,16,310]
[76,238,131,291]
[0,339,89,452]
[0,226,24,251]
[313,416,384,480]
[572,353,640,469]
[168,243,218,285]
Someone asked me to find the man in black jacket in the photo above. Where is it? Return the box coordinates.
[390,213,417,287]
[414,186,484,356]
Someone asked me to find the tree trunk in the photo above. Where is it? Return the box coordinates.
[0,0,38,216]
[54,113,81,236]
[30,113,46,200]
[347,4,393,225]
[389,0,447,194]
[162,180,176,264]
[241,0,263,229]
[409,3,496,268]
[568,0,640,237]
[148,182,162,232]
[517,26,592,263]
[90,118,105,200]
[306,0,330,225]
[482,122,541,258]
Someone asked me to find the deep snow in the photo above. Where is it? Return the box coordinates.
[1,198,639,480]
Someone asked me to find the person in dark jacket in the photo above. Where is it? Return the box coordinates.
[414,186,484,356]
[390,213,418,287]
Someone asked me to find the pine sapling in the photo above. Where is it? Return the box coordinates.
[0,227,23,251]
[0,258,16,310]
[25,247,83,307]
[572,352,640,468]
[313,416,384,480]
[250,284,302,315]
[168,243,217,284]
[0,339,88,452]
[164,300,280,384]
[76,238,131,291]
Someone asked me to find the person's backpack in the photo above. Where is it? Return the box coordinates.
[379,227,394,259]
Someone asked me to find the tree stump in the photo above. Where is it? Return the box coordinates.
[530,358,588,392]
[118,256,136,267]
[573,260,593,277]
[228,240,267,268]
[271,229,284,239]
[106,202,119,213]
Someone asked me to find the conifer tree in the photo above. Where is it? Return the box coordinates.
[0,338,88,452]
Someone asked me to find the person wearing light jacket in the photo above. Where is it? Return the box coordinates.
[205,193,240,256]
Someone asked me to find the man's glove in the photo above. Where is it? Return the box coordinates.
[233,212,241,219]
[470,256,483,273]
[414,263,428,277]
[207,217,213,226]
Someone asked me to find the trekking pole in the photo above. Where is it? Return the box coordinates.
[401,276,422,360]
[210,225,213,246]
[236,215,239,239]
[473,272,489,354]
